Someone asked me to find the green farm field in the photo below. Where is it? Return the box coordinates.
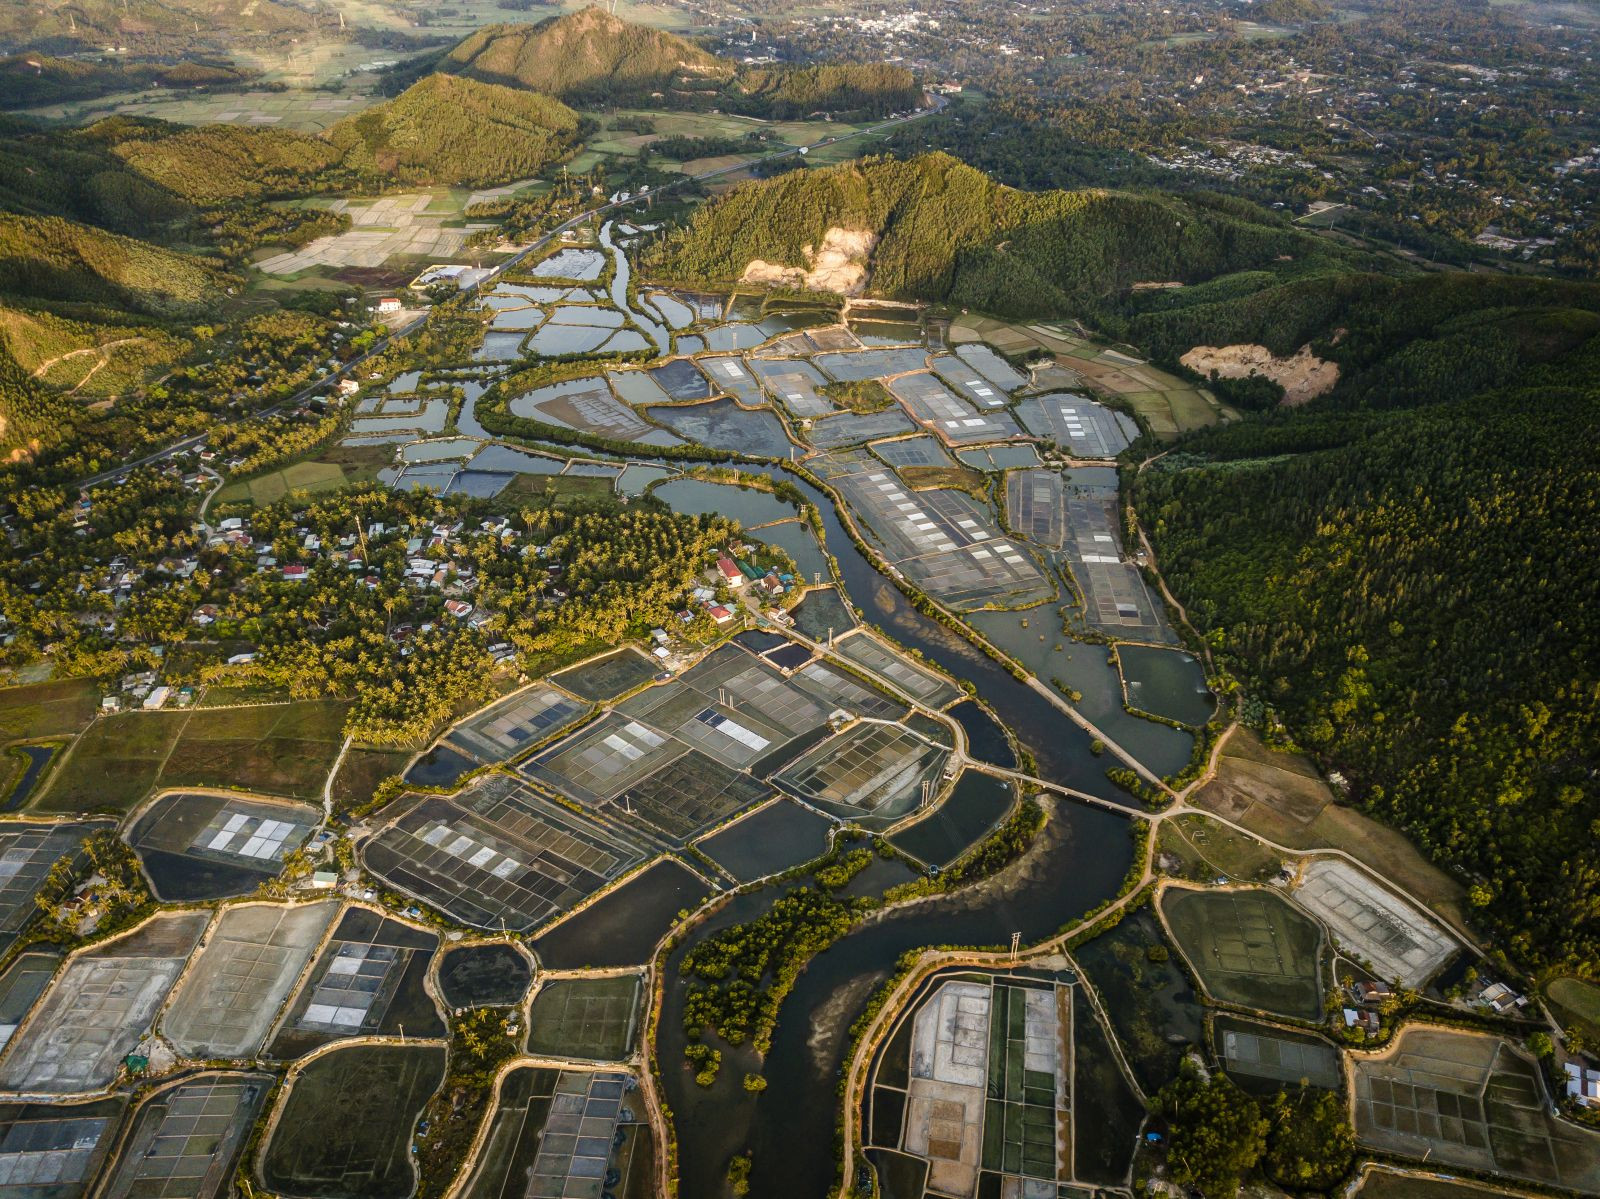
[1162,886,1324,1020]
[36,700,350,814]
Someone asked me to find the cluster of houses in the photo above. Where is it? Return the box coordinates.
[1566,1061,1600,1109]
[198,513,518,638]
[102,670,197,714]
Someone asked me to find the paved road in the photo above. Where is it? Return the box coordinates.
[75,96,947,492]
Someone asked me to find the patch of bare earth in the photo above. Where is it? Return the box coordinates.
[739,227,877,296]
[1180,342,1339,406]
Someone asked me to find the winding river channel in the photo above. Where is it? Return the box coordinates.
[645,465,1143,1198]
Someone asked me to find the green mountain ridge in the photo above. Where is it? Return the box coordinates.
[0,0,319,52]
[445,8,731,102]
[645,152,1361,315]
[442,8,920,117]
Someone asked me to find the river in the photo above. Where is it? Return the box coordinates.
[658,796,1134,1199]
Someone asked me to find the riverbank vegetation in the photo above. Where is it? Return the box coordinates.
[681,887,863,1074]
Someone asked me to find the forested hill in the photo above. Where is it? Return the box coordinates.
[443,9,733,102]
[441,8,920,118]
[1134,319,1600,975]
[645,153,1362,314]
[0,214,231,317]
[324,76,586,188]
[0,343,79,458]
[83,117,348,206]
[0,0,317,53]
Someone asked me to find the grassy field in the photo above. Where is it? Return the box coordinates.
[1547,977,1600,1041]
[36,700,350,814]
[0,680,101,742]
[498,473,617,505]
[329,746,413,814]
[1162,886,1324,1020]
[1352,1028,1600,1192]
[214,461,349,506]
[1159,812,1283,883]
[1356,1168,1538,1199]
[1194,728,1469,932]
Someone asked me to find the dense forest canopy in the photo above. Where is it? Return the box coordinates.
[1134,336,1600,975]
[0,213,232,317]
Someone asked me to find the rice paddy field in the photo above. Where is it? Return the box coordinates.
[268,906,443,1059]
[127,791,321,900]
[526,975,642,1060]
[0,912,209,1094]
[261,1043,446,1199]
[1351,1027,1600,1192]
[461,1067,653,1199]
[163,902,340,1060]
[102,1073,272,1199]
[1212,1013,1342,1094]
[0,1096,128,1197]
[1161,886,1325,1020]
[1355,1169,1537,1199]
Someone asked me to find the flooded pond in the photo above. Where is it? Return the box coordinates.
[790,587,857,640]
[526,248,606,280]
[1119,644,1214,726]
[968,608,1194,779]
[475,331,527,362]
[704,324,767,352]
[651,478,794,528]
[404,743,477,788]
[489,307,543,330]
[946,700,1016,769]
[601,221,669,352]
[400,437,479,463]
[616,463,676,496]
[468,444,565,474]
[438,943,533,1008]
[648,292,695,329]
[751,520,830,583]
[533,858,711,970]
[696,799,835,882]
[648,359,713,401]
[2,745,55,811]
[609,369,672,407]
[645,401,792,457]
[887,770,1014,867]
[526,322,611,356]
